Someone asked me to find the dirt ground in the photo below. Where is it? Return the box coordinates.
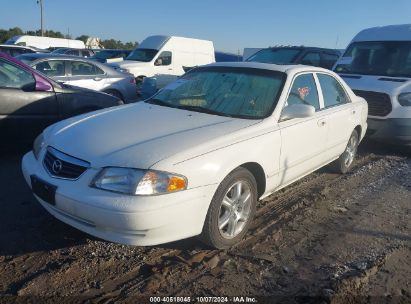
[0,140,410,304]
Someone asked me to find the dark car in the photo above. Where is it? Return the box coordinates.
[215,51,242,62]
[246,46,341,69]
[0,44,49,57]
[89,49,131,63]
[51,48,95,58]
[0,52,123,145]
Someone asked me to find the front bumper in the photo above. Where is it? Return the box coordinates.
[22,151,215,246]
[367,118,411,146]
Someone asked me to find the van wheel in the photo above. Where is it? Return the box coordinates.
[200,167,257,249]
[330,130,359,174]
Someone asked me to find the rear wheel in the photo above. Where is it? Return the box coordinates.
[200,167,258,249]
[330,130,359,174]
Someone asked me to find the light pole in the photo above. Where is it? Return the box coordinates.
[37,0,44,36]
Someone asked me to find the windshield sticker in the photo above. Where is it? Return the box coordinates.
[163,79,188,91]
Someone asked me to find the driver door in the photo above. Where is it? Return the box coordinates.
[278,73,328,186]
[0,58,58,144]
[153,51,177,88]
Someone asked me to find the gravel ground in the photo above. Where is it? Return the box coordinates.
[0,140,410,303]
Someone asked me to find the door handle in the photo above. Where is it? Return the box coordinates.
[168,68,172,71]
[93,77,103,81]
[352,109,356,115]
[317,120,326,127]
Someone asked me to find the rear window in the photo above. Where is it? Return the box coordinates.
[247,48,302,64]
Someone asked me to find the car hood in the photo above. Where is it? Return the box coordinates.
[110,60,149,69]
[339,74,411,96]
[44,102,260,169]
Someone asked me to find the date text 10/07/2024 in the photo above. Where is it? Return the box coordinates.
[149,296,258,303]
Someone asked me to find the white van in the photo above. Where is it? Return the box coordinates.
[334,24,411,146]
[113,35,215,88]
[6,35,85,50]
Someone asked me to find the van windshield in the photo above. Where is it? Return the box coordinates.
[246,48,302,64]
[335,41,411,78]
[126,48,158,62]
[146,66,286,119]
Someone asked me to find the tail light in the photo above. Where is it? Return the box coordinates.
[129,78,136,84]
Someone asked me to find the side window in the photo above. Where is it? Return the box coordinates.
[81,50,90,57]
[317,74,350,107]
[70,61,104,76]
[67,49,79,56]
[155,51,172,66]
[34,60,65,77]
[322,53,339,69]
[300,52,321,66]
[286,74,320,110]
[0,59,35,89]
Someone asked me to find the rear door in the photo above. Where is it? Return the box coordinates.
[0,58,58,143]
[65,60,107,91]
[315,73,356,158]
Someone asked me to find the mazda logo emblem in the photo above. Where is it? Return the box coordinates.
[52,159,63,174]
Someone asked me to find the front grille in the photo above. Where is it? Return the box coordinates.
[353,90,392,117]
[43,147,89,180]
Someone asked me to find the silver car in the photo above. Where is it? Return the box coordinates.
[16,53,138,103]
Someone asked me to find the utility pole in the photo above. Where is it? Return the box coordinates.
[37,0,44,36]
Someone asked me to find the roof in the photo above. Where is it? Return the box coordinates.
[353,24,411,42]
[17,53,88,61]
[204,61,331,74]
[264,46,340,53]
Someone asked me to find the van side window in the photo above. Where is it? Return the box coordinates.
[286,74,320,110]
[317,74,350,107]
[156,51,172,66]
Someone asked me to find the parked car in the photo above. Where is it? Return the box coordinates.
[89,49,131,63]
[247,46,341,69]
[5,35,85,49]
[0,44,49,57]
[215,51,242,62]
[0,52,122,145]
[112,35,215,89]
[51,48,95,58]
[16,53,138,103]
[334,24,411,146]
[22,62,368,248]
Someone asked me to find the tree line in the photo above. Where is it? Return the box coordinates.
[0,27,138,49]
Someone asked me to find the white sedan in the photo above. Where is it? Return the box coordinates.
[22,62,368,249]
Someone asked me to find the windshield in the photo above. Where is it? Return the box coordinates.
[334,41,411,78]
[247,48,302,64]
[92,50,119,60]
[126,48,158,62]
[146,66,286,119]
[51,49,68,54]
[15,55,37,64]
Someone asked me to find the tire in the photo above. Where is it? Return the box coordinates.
[103,89,123,101]
[200,167,258,249]
[330,130,359,174]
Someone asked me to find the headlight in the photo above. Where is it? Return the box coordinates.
[398,93,411,106]
[33,133,45,160]
[91,167,187,195]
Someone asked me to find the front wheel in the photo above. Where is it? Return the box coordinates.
[200,167,258,249]
[330,130,359,174]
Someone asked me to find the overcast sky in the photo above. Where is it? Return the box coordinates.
[1,0,411,53]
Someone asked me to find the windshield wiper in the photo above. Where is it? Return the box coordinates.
[176,105,233,117]
[146,98,179,108]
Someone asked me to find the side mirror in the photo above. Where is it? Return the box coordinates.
[33,74,53,92]
[154,58,163,66]
[280,104,315,121]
